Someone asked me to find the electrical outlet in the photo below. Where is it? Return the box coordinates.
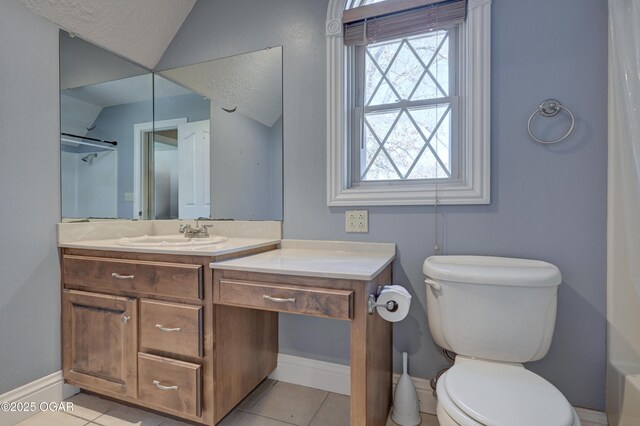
[346,210,368,233]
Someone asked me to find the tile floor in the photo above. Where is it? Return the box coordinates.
[16,380,439,426]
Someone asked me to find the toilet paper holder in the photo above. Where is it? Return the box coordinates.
[367,285,399,315]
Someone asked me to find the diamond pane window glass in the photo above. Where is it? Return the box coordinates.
[365,41,401,105]
[411,31,449,99]
[356,30,454,182]
[408,105,451,178]
[346,0,388,9]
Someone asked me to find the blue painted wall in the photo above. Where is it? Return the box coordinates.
[87,93,209,218]
[0,0,61,394]
[158,0,608,409]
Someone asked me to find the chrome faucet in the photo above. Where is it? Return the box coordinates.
[179,220,212,238]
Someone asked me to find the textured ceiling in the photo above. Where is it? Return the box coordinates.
[18,0,196,69]
[63,74,192,108]
[160,47,283,127]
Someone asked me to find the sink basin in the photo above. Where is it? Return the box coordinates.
[116,234,227,248]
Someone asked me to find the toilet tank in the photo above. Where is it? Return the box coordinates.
[423,256,562,363]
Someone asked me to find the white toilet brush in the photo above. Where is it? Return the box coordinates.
[391,352,422,425]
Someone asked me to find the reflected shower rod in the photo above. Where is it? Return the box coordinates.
[61,132,117,146]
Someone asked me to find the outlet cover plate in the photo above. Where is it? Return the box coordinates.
[346,210,368,233]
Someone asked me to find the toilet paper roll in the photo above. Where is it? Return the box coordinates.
[376,285,412,322]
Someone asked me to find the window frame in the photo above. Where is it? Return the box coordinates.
[326,0,491,206]
[348,29,459,185]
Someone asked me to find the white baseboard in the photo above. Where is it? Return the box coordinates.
[269,354,607,424]
[268,354,438,414]
[0,371,78,426]
[269,353,351,396]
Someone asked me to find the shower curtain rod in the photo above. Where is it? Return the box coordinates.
[61,138,117,151]
[61,132,117,146]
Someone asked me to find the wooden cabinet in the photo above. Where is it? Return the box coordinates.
[60,245,278,425]
[62,290,138,398]
[61,244,392,425]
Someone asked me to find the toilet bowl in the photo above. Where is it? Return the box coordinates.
[435,357,580,426]
[423,256,580,426]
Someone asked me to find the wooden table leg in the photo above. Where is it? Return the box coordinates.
[350,266,393,426]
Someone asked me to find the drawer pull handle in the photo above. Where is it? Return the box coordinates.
[121,315,130,324]
[263,295,296,303]
[155,324,181,332]
[112,273,135,280]
[152,380,179,391]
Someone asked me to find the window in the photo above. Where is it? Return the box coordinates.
[326,0,491,206]
[353,29,456,183]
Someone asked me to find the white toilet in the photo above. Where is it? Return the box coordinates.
[423,255,580,426]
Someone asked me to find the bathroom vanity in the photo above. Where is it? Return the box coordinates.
[58,223,395,425]
[59,225,280,425]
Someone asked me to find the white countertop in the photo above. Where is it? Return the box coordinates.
[57,220,282,243]
[210,239,396,280]
[59,236,281,257]
[56,220,282,257]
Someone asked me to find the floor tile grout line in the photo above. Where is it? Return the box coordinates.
[239,379,279,414]
[249,379,278,411]
[65,410,104,423]
[218,408,246,426]
[305,391,331,426]
[250,412,300,425]
[240,382,332,425]
[52,395,436,426]
[241,379,282,415]
[60,384,383,426]
[229,410,244,426]
[91,407,113,425]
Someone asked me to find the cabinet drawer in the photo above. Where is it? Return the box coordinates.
[217,279,353,320]
[138,353,201,418]
[63,255,202,301]
[140,300,202,358]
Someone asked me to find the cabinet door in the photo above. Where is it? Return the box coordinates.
[62,290,137,398]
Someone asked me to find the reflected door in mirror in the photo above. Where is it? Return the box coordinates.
[178,120,211,219]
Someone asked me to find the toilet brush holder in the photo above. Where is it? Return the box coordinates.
[391,352,421,426]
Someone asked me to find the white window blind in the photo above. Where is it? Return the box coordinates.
[344,0,467,46]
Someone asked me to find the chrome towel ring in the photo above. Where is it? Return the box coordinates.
[527,99,575,144]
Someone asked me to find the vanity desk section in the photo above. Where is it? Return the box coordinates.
[211,240,396,426]
[59,233,280,426]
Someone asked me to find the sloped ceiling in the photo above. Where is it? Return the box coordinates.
[18,0,196,69]
[63,74,192,108]
[160,48,283,127]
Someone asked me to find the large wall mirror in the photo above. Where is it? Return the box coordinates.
[60,31,283,221]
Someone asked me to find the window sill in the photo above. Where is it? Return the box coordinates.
[327,180,490,206]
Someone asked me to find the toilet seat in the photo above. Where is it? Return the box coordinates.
[439,359,574,426]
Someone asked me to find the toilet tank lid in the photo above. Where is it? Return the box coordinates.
[423,255,562,287]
